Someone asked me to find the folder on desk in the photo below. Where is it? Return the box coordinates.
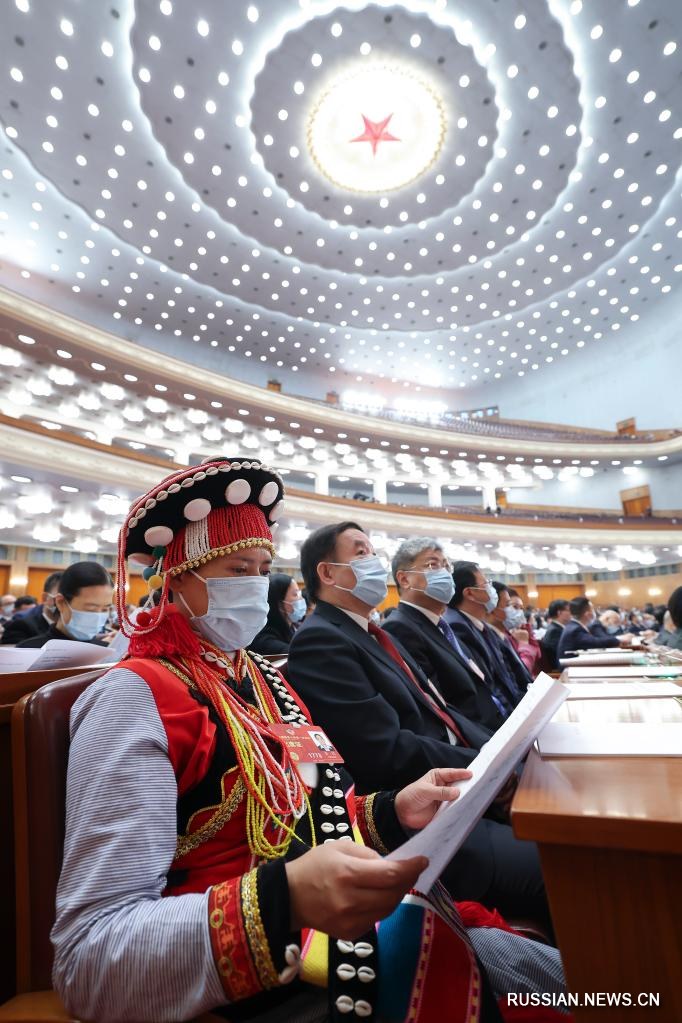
[538,721,682,756]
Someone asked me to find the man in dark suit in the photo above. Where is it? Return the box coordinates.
[288,521,549,927]
[540,599,571,670]
[557,596,631,661]
[0,571,62,645]
[444,563,526,716]
[381,537,504,732]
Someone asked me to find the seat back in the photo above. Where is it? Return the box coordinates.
[12,667,108,993]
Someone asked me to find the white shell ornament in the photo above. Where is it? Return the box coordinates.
[258,481,279,506]
[225,478,251,504]
[144,525,174,547]
[128,552,155,567]
[183,497,212,521]
[269,500,285,521]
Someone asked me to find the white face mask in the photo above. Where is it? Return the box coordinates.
[180,573,270,652]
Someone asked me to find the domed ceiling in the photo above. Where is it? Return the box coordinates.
[0,0,680,398]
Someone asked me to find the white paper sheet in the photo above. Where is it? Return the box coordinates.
[566,681,682,700]
[564,665,682,681]
[0,646,40,673]
[25,639,113,671]
[106,628,130,659]
[386,672,568,892]
[560,652,647,667]
[537,722,682,756]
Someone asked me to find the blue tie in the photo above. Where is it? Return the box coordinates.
[437,617,468,660]
[439,618,509,717]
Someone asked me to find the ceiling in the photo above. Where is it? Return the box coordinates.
[1,0,681,403]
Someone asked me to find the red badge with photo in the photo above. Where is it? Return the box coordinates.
[269,724,344,763]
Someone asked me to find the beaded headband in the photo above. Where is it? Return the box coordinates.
[116,457,284,637]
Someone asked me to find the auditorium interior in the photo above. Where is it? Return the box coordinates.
[0,0,680,1021]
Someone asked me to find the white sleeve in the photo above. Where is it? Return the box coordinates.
[51,668,226,1022]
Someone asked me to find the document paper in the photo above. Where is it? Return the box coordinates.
[0,639,114,673]
[386,672,567,893]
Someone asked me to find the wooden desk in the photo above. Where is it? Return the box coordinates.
[512,708,682,1022]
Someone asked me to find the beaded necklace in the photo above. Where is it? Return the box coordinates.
[162,640,315,860]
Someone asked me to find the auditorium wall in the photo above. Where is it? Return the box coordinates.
[506,461,681,513]
[463,296,682,432]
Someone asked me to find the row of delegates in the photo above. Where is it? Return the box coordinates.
[0,571,62,645]
[444,564,533,718]
[53,457,567,1023]
[287,525,554,935]
[15,562,114,648]
[0,594,37,640]
[250,572,307,655]
[556,596,635,662]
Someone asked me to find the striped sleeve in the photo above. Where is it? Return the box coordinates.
[51,668,293,1022]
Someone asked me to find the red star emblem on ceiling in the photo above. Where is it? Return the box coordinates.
[349,114,401,156]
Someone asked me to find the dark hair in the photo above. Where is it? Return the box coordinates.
[43,571,63,595]
[58,561,112,603]
[263,573,297,643]
[668,586,682,629]
[449,561,480,608]
[491,581,508,596]
[507,587,520,598]
[569,596,591,619]
[300,521,366,600]
[548,599,569,619]
[15,595,37,611]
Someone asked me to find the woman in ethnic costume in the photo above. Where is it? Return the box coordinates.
[52,456,567,1023]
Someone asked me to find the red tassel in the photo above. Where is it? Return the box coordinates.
[128,605,203,660]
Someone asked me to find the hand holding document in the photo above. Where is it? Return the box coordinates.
[386,672,567,893]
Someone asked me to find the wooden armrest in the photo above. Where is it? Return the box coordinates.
[0,992,224,1023]
[0,991,78,1021]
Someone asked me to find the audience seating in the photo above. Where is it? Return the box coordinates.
[0,671,223,1022]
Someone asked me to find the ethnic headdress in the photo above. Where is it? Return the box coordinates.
[116,456,284,637]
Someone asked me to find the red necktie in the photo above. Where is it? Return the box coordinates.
[368,623,468,746]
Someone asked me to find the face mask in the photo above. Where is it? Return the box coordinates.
[504,607,526,630]
[63,602,109,641]
[286,597,307,623]
[43,596,58,623]
[0,604,14,619]
[605,624,620,635]
[329,555,388,608]
[470,582,498,613]
[182,573,270,652]
[586,612,597,626]
[407,568,455,604]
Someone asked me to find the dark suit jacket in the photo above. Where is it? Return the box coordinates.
[0,605,50,645]
[589,621,622,641]
[557,619,620,660]
[16,624,107,648]
[382,602,505,732]
[540,621,564,670]
[444,608,523,712]
[287,600,489,795]
[250,622,293,655]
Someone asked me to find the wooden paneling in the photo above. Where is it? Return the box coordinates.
[535,583,584,605]
[26,568,55,600]
[0,566,10,595]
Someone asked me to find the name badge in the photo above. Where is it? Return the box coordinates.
[269,724,344,764]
